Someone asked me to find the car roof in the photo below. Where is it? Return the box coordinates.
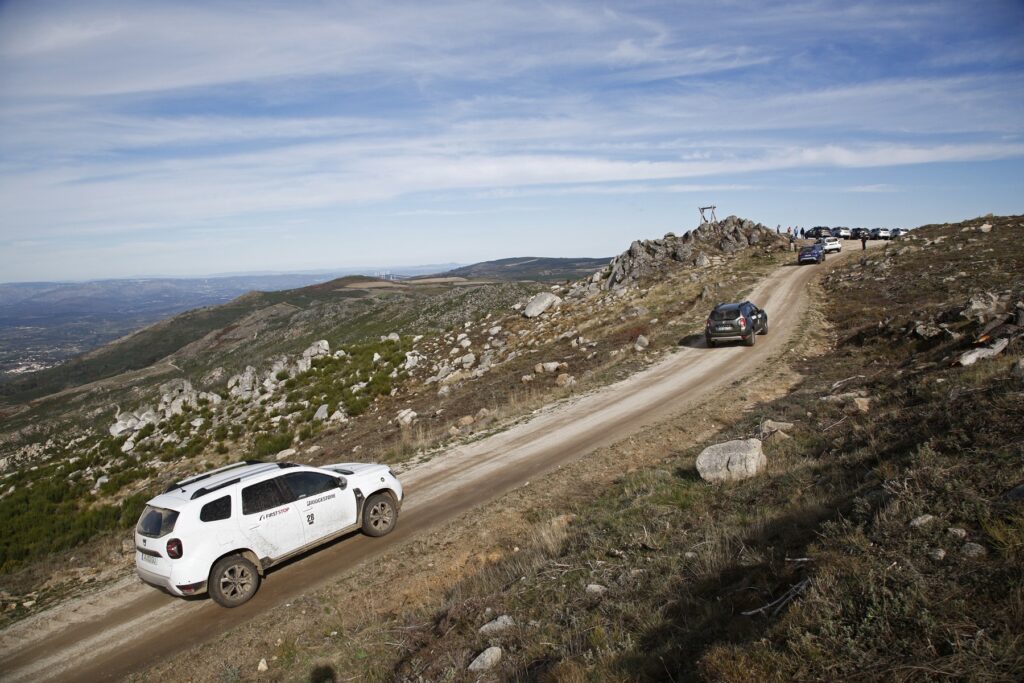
[155,461,309,506]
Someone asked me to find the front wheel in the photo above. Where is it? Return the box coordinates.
[705,335,715,348]
[362,493,398,537]
[209,554,260,608]
[760,319,769,335]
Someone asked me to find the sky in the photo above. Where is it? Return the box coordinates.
[1,0,1023,282]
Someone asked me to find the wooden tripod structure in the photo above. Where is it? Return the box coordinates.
[699,205,718,224]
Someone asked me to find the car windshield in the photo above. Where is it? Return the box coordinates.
[136,505,179,538]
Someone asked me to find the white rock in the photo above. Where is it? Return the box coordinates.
[313,404,329,421]
[956,338,1008,366]
[275,448,296,461]
[585,583,607,596]
[329,410,348,423]
[909,514,936,529]
[479,614,515,636]
[468,646,502,672]
[395,409,417,426]
[523,292,562,318]
[386,332,401,342]
[695,439,766,482]
[489,325,503,336]
[979,223,992,233]
[459,338,472,349]
[634,335,650,351]
[257,658,268,672]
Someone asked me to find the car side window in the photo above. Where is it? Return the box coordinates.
[242,478,287,515]
[200,495,231,522]
[280,472,339,500]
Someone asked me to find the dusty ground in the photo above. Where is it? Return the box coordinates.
[0,245,862,683]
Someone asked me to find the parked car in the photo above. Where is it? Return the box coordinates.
[798,243,825,265]
[890,227,908,238]
[818,236,843,253]
[831,226,852,239]
[806,226,831,239]
[870,228,892,240]
[135,460,403,607]
[705,301,768,347]
[850,227,870,240]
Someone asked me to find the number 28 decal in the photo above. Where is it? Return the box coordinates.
[306,513,314,525]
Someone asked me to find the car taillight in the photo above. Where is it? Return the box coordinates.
[738,317,746,329]
[705,318,711,328]
[166,538,183,559]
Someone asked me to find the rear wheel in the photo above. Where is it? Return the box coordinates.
[745,331,755,347]
[209,554,260,608]
[362,493,398,537]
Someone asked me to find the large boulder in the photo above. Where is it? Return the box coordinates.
[523,292,562,318]
[696,439,766,482]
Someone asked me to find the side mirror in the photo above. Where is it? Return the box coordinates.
[337,477,347,490]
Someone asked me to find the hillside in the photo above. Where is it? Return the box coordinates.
[430,256,611,282]
[81,213,1021,682]
[0,215,791,617]
[0,273,357,377]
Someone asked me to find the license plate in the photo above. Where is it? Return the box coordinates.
[716,325,730,331]
[140,553,158,565]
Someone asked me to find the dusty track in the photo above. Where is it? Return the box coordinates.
[0,248,865,682]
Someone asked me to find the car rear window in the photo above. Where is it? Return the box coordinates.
[136,505,179,538]
[710,308,739,321]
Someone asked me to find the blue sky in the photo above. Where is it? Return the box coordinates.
[1,0,1022,281]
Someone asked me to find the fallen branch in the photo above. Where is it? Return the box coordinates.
[823,416,848,431]
[741,578,811,617]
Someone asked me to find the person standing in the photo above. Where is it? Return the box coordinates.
[861,233,868,250]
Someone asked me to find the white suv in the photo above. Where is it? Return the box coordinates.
[818,236,843,253]
[134,460,403,607]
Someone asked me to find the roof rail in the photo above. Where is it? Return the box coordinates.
[165,460,265,493]
[190,477,241,500]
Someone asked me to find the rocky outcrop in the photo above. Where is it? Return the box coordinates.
[602,216,788,290]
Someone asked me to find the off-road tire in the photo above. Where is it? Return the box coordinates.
[745,331,756,347]
[760,319,769,335]
[209,554,260,608]
[362,493,398,537]
[705,335,715,348]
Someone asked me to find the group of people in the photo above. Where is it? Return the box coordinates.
[776,225,808,239]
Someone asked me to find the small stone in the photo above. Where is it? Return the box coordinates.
[468,646,503,672]
[555,373,576,388]
[909,514,936,529]
[928,548,947,562]
[478,615,515,636]
[257,658,269,672]
[961,542,987,558]
[457,415,475,427]
[21,600,36,608]
[946,527,968,540]
[633,335,650,352]
[585,583,607,597]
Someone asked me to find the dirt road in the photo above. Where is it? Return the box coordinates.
[0,249,862,682]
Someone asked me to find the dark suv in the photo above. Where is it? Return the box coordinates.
[798,242,825,264]
[705,301,768,347]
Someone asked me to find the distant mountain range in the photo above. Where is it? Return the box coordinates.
[429,256,610,282]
